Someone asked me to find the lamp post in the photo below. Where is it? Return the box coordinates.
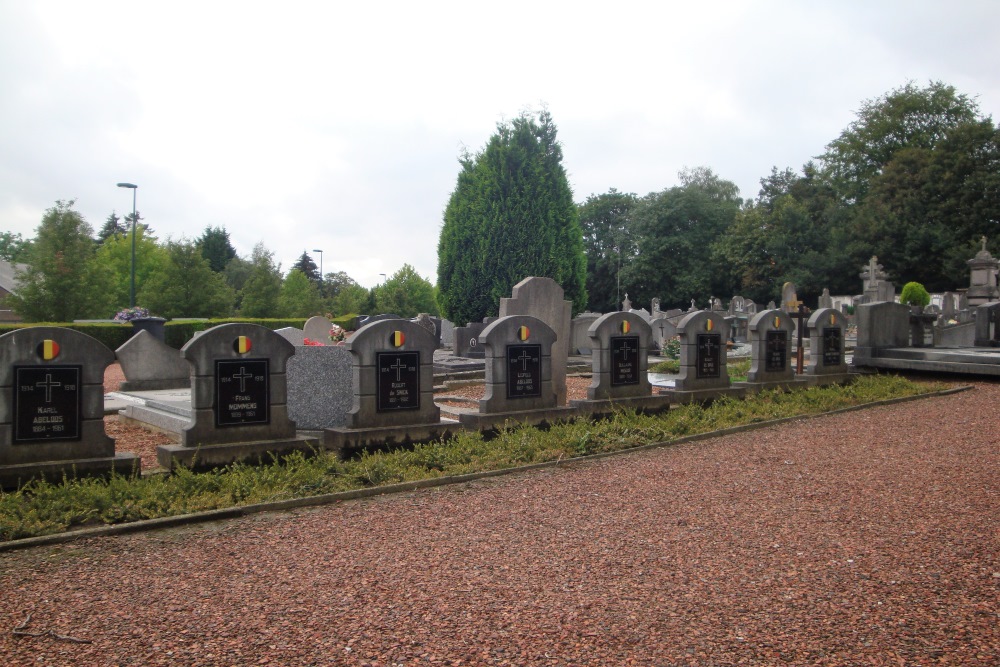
[312,249,323,290]
[116,182,138,308]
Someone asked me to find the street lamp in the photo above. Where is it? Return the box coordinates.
[116,182,138,308]
[312,249,323,288]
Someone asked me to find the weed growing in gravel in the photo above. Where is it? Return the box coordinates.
[0,374,949,541]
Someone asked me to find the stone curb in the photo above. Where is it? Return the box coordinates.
[0,385,972,553]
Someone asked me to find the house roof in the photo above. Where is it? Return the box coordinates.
[0,259,27,294]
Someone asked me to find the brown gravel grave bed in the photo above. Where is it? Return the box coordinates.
[1,376,997,665]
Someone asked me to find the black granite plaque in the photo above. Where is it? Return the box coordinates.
[765,330,788,373]
[822,328,842,366]
[215,359,269,427]
[507,344,542,399]
[377,351,420,411]
[13,365,82,442]
[696,334,722,379]
[610,336,640,386]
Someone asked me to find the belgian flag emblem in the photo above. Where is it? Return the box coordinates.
[620,320,631,335]
[36,339,60,360]
[517,325,530,341]
[390,330,405,347]
[830,313,837,326]
[233,336,252,354]
[706,319,714,332]
[774,316,781,328]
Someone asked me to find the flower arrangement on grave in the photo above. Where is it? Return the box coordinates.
[329,324,348,343]
[663,335,681,360]
[303,338,326,346]
[113,306,152,322]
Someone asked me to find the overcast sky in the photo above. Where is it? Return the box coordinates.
[2,1,998,288]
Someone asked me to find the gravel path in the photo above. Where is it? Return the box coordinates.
[2,380,997,666]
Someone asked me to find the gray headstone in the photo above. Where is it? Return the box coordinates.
[746,309,796,383]
[179,323,296,447]
[116,330,190,391]
[478,315,557,414]
[807,308,848,375]
[499,277,572,406]
[1,327,138,487]
[781,282,799,311]
[303,316,333,344]
[345,319,439,429]
[453,321,486,358]
[854,302,910,364]
[649,317,677,350]
[818,288,833,309]
[674,311,731,392]
[586,312,652,400]
[570,313,602,355]
[275,327,307,346]
[440,319,456,348]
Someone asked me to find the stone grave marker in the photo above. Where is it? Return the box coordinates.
[156,323,316,470]
[649,317,677,351]
[740,309,806,392]
[571,312,670,416]
[459,315,577,430]
[804,308,852,386]
[1,327,139,488]
[853,302,910,367]
[325,319,454,453]
[669,310,745,403]
[453,321,487,358]
[275,327,307,346]
[286,343,353,430]
[499,277,572,406]
[303,315,333,344]
[115,330,190,391]
[570,312,602,355]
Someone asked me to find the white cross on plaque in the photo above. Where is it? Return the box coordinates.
[232,367,253,393]
[390,357,407,382]
[515,350,533,371]
[617,339,635,358]
[35,373,62,403]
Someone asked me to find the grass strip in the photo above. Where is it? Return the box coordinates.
[0,374,950,542]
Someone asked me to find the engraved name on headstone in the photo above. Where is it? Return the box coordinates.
[376,351,420,411]
[696,333,722,379]
[215,359,270,427]
[13,365,82,442]
[765,330,788,373]
[610,336,640,386]
[507,344,542,398]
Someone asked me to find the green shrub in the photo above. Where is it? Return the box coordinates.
[900,281,931,307]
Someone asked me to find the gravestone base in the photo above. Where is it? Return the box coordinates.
[0,453,140,490]
[734,378,810,395]
[803,372,856,388]
[666,386,747,405]
[458,405,579,432]
[570,394,671,419]
[324,420,461,457]
[156,435,320,471]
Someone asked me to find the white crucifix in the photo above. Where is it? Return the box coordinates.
[389,356,407,382]
[232,366,253,393]
[616,338,636,360]
[35,373,62,403]
[514,349,534,371]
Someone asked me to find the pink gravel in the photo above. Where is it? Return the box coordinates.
[1,380,997,665]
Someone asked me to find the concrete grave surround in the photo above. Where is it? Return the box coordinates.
[0,327,138,487]
[742,309,807,391]
[853,302,910,366]
[974,302,1000,347]
[804,307,853,386]
[115,330,190,391]
[453,321,487,358]
[157,323,314,469]
[499,277,572,406]
[303,316,333,343]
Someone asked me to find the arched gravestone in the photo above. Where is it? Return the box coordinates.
[156,323,316,470]
[570,312,670,416]
[805,307,853,387]
[325,319,454,454]
[670,310,746,404]
[458,315,578,430]
[0,327,138,488]
[741,309,807,392]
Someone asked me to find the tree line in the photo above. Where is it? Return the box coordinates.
[3,213,438,322]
